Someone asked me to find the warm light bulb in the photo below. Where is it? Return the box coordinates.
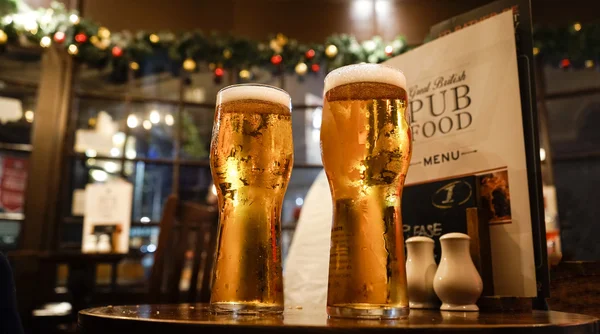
[24,110,34,123]
[142,120,152,130]
[149,110,160,124]
[540,148,546,162]
[104,162,118,173]
[112,132,125,145]
[126,149,137,159]
[127,114,139,128]
[165,114,174,126]
[90,169,108,182]
[68,44,79,55]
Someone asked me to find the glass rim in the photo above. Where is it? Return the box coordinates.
[323,63,406,93]
[217,83,290,98]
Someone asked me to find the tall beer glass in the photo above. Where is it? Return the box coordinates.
[322,64,411,319]
[210,84,293,314]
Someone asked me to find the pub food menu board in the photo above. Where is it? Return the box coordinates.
[385,12,538,297]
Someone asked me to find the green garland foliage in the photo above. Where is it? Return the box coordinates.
[0,0,597,83]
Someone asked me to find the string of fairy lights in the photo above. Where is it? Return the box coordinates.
[0,1,598,83]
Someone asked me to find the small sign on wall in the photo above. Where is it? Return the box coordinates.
[82,180,132,254]
[0,156,28,213]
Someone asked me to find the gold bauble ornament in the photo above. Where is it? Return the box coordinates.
[325,44,338,58]
[208,62,216,71]
[149,34,160,43]
[130,62,140,71]
[90,36,99,44]
[97,27,111,39]
[269,39,282,54]
[239,69,251,79]
[533,47,540,56]
[295,62,308,75]
[98,38,110,50]
[0,30,7,44]
[223,49,232,59]
[183,58,197,72]
[585,60,595,68]
[276,33,288,47]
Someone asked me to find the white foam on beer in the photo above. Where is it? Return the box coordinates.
[324,63,406,93]
[217,84,291,107]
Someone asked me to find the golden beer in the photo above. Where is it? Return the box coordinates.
[321,64,411,319]
[210,84,293,314]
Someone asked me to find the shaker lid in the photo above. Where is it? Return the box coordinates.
[405,236,434,243]
[439,232,470,240]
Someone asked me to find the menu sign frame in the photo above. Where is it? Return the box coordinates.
[428,0,549,299]
[386,9,546,298]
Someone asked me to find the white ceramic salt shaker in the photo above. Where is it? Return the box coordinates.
[405,236,439,309]
[433,233,483,311]
[82,234,98,253]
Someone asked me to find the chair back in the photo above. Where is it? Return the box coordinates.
[149,194,218,303]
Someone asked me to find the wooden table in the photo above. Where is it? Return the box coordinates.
[79,304,599,333]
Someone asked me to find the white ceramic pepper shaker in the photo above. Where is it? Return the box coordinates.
[406,236,439,309]
[433,233,483,311]
[97,234,112,253]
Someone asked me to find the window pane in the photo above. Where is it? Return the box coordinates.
[0,53,40,145]
[179,166,212,203]
[128,162,173,222]
[0,52,41,86]
[283,168,322,227]
[547,94,600,157]
[74,99,177,159]
[179,107,212,160]
[126,103,177,159]
[281,168,322,264]
[74,98,127,157]
[0,221,21,251]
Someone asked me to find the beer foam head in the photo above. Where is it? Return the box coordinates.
[324,63,406,93]
[217,84,291,108]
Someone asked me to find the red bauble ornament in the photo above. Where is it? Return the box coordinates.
[53,31,66,43]
[271,54,283,65]
[112,46,123,57]
[560,58,571,68]
[214,68,224,77]
[74,33,88,43]
[311,64,320,72]
[305,49,315,59]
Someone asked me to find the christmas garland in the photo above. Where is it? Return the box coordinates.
[0,0,598,83]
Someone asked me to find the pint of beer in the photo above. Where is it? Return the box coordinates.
[321,64,411,319]
[210,84,293,314]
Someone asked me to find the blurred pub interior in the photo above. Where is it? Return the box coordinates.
[1,0,599,331]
